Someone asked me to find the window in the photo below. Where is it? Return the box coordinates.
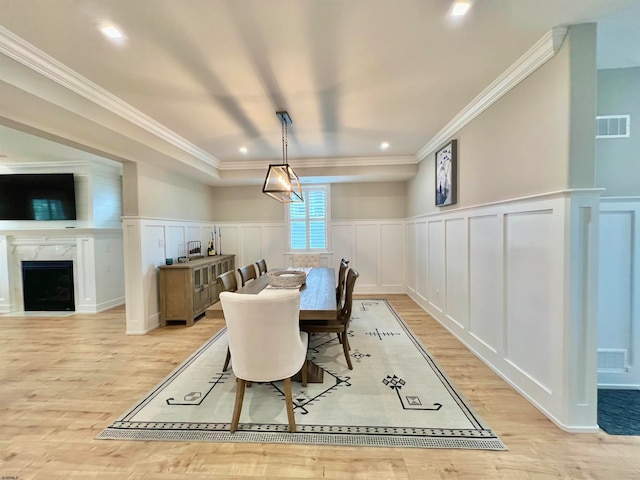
[288,185,329,251]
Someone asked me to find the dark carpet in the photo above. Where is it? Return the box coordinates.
[597,389,640,436]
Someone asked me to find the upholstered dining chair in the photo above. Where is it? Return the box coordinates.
[216,271,238,372]
[292,253,320,268]
[301,268,359,370]
[219,290,308,433]
[237,264,257,287]
[256,258,268,276]
[336,258,350,310]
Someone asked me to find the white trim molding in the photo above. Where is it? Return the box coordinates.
[0,26,221,171]
[416,27,568,160]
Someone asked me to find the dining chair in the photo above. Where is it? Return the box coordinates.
[336,258,350,310]
[301,268,359,370]
[256,258,268,276]
[237,264,257,287]
[219,289,308,433]
[217,271,238,372]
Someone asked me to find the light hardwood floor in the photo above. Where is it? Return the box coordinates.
[1,295,639,479]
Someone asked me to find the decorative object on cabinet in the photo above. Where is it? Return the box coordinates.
[187,240,203,260]
[158,255,235,327]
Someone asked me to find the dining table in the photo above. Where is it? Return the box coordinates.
[205,267,337,382]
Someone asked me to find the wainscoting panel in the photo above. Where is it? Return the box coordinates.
[427,220,445,312]
[166,225,186,258]
[445,218,468,329]
[417,221,429,300]
[469,215,502,354]
[504,210,556,392]
[355,224,379,288]
[331,224,354,267]
[218,226,238,258]
[407,190,601,432]
[239,226,262,269]
[261,225,286,272]
[141,224,165,328]
[598,198,640,388]
[406,222,417,294]
[380,223,405,289]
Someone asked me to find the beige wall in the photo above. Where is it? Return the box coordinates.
[126,161,217,221]
[210,185,285,222]
[407,25,599,217]
[332,182,407,220]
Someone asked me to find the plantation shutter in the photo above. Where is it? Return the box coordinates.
[290,187,327,250]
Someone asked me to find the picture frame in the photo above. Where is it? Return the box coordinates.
[435,139,457,207]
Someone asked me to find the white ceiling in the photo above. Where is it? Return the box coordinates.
[0,0,639,184]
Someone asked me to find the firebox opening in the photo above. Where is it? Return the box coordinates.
[21,261,75,311]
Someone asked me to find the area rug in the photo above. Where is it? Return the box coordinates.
[598,389,640,435]
[97,299,506,450]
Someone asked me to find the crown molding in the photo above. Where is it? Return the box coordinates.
[221,155,418,170]
[416,27,568,161]
[0,26,221,169]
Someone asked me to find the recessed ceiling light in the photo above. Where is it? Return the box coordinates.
[239,147,248,154]
[450,0,472,17]
[380,142,390,150]
[100,25,125,41]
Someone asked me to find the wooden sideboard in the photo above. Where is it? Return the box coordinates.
[158,254,235,326]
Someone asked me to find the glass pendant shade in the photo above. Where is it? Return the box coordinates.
[262,163,303,203]
[263,110,304,203]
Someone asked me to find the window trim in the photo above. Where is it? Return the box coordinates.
[285,184,331,253]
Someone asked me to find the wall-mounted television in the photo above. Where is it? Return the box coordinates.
[0,173,77,221]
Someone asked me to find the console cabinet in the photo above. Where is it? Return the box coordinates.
[158,255,235,326]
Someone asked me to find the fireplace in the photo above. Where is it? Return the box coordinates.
[21,261,75,311]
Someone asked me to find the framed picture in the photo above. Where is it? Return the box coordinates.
[435,139,457,207]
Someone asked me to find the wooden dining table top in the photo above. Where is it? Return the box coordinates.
[205,267,337,321]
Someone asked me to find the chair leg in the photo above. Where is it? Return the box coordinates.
[283,377,296,433]
[301,359,308,387]
[230,378,246,433]
[223,346,231,371]
[342,335,353,370]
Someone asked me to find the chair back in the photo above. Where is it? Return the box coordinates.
[256,258,268,276]
[219,290,307,382]
[336,259,350,308]
[237,264,257,287]
[292,254,320,268]
[339,268,359,326]
[217,270,238,293]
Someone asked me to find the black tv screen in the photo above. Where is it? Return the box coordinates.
[0,173,77,221]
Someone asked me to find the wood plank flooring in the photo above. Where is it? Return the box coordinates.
[1,295,639,479]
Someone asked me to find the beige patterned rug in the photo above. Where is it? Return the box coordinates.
[97,299,506,450]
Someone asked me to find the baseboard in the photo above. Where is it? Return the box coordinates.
[597,384,640,390]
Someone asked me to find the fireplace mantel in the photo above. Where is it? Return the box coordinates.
[0,229,125,314]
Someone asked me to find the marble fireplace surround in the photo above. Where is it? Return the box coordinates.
[0,229,124,314]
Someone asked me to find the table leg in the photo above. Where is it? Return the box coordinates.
[293,360,324,383]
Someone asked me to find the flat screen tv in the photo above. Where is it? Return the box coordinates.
[0,173,77,221]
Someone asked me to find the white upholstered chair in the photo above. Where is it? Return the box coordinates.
[292,253,320,268]
[219,290,308,433]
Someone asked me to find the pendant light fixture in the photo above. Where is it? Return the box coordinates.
[262,111,304,203]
